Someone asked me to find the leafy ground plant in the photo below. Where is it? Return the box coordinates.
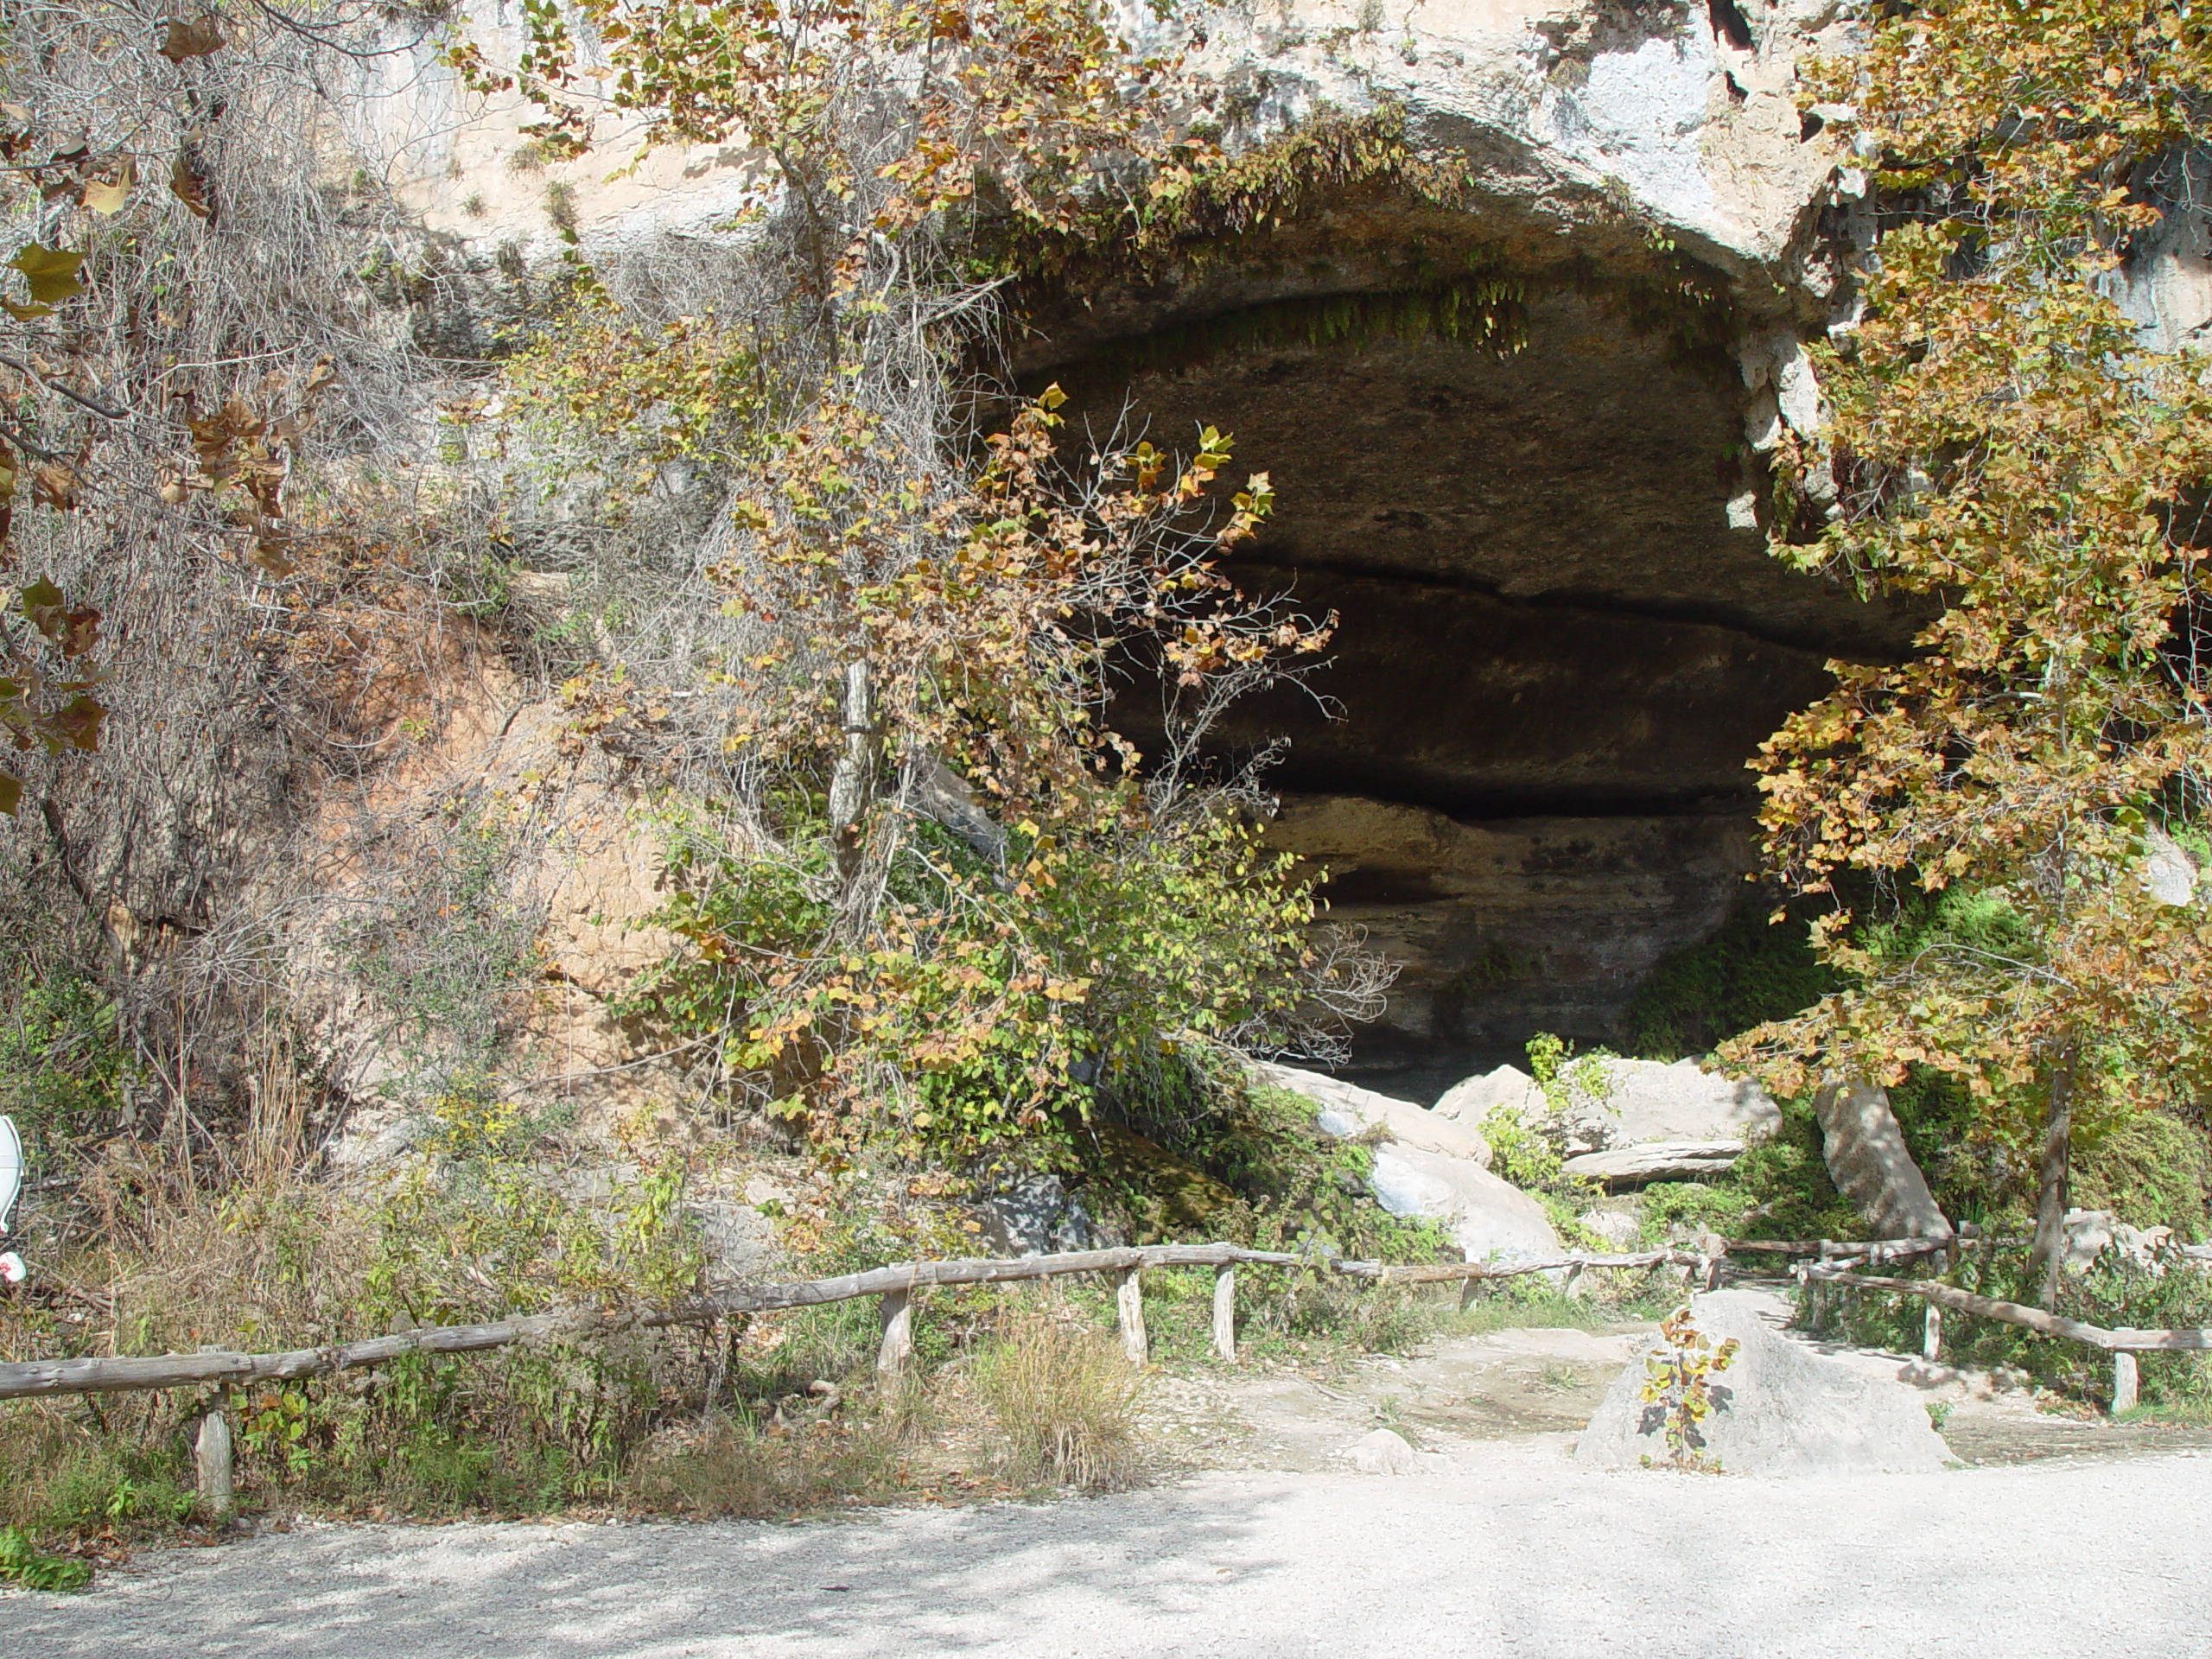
[0,1524,91,1592]
[1637,1305,1739,1473]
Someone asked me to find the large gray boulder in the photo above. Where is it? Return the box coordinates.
[1433,1064,1542,1124]
[1438,1058,1779,1185]
[2062,1208,2175,1274]
[1814,1082,1952,1240]
[1436,1057,1779,1146]
[1576,1290,1954,1477]
[1255,1062,1560,1262]
[1601,1058,1782,1146]
[1255,1062,1491,1166]
[1368,1143,1563,1264]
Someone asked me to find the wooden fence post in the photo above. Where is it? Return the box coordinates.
[1923,1303,1942,1363]
[1116,1266,1147,1367]
[876,1287,913,1378]
[1211,1264,1236,1363]
[1458,1274,1481,1313]
[194,1406,233,1516]
[2113,1349,2139,1415]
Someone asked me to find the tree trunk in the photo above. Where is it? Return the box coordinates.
[2027,1052,2077,1310]
[826,660,880,895]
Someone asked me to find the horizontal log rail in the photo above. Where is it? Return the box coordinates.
[1727,1236,1960,1262]
[9,1223,2190,1513]
[1804,1263,2212,1415]
[0,1243,1710,1402]
[1803,1265,2212,1354]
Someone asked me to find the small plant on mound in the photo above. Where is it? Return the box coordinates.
[1637,1305,1739,1474]
[973,1311,1142,1491]
[1524,1032,1612,1130]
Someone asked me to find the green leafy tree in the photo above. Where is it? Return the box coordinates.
[453,0,1382,1156]
[1725,0,2212,1301]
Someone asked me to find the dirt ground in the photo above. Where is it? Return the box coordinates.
[1146,1293,2212,1475]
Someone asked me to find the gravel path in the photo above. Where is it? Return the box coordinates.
[12,1437,2211,1658]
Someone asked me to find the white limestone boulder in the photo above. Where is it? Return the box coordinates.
[1576,1290,1954,1477]
[1435,1057,1778,1185]
[1253,1062,1559,1262]
[1368,1142,1564,1264]
[1434,1057,1778,1146]
[1562,1141,1744,1186]
[2063,1209,2175,1274]
[1255,1061,1491,1167]
[1347,1428,1418,1475]
[1433,1064,1542,1123]
[1599,1058,1781,1145]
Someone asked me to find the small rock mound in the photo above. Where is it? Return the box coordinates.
[1576,1290,1953,1478]
[1346,1428,1417,1475]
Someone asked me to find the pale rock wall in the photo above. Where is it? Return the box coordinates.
[319,0,1867,1108]
[351,0,1855,306]
[1271,793,1754,1093]
[297,671,693,1161]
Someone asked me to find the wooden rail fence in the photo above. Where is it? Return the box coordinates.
[0,1242,1715,1402]
[1802,1262,2212,1413]
[9,1229,2209,1508]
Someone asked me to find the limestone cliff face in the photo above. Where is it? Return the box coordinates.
[317,0,1881,1095]
[1270,795,1752,1093]
[359,0,1857,283]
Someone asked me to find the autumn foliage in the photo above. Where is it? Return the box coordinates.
[461,0,1376,1155]
[1726,0,2212,1288]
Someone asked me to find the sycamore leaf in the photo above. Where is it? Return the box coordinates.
[81,162,134,215]
[49,692,104,751]
[168,150,213,219]
[21,577,99,658]
[9,245,83,307]
[2,301,49,321]
[247,531,297,576]
[157,15,225,61]
[31,463,78,511]
[0,771,20,816]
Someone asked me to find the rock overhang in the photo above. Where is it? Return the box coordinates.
[998,0,1893,1079]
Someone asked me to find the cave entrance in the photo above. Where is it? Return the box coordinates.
[1051,284,1917,1101]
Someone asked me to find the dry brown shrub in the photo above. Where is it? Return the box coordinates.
[972,1309,1144,1492]
[622,1408,912,1518]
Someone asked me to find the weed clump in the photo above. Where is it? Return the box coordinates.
[973,1311,1143,1491]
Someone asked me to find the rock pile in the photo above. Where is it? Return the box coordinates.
[1254,1063,1560,1263]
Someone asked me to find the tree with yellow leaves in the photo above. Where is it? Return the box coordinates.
[1726,0,2212,1302]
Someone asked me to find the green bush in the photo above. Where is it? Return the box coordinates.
[1624,893,1836,1061]
[0,1527,90,1592]
[1637,1181,1756,1246]
[2073,1114,2212,1242]
[1720,1095,1861,1243]
[632,798,1327,1166]
[0,958,124,1166]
